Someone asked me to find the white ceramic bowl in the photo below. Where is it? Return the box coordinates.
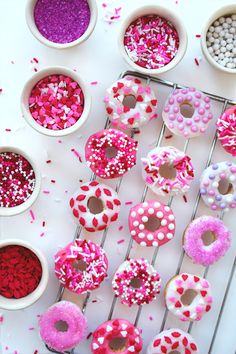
[0,146,41,217]
[21,66,91,137]
[25,0,98,49]
[0,239,48,310]
[201,4,236,74]
[118,5,188,75]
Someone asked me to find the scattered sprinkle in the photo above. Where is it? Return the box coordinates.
[125,201,133,205]
[117,239,125,244]
[118,226,123,231]
[51,179,56,183]
[102,2,122,24]
[5,128,11,132]
[86,332,92,340]
[165,134,173,139]
[183,195,188,203]
[194,58,200,66]
[71,148,83,162]
[0,314,4,323]
[40,232,45,237]
[28,327,35,330]
[33,57,39,64]
[42,221,46,227]
[42,190,50,194]
[149,315,154,321]
[46,160,52,164]
[30,209,35,222]
[90,81,98,85]
[195,34,201,38]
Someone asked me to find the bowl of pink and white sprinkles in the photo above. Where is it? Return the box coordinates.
[21,67,91,137]
[118,5,188,75]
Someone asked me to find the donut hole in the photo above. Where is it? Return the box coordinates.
[144,216,161,231]
[109,337,127,352]
[122,94,136,109]
[105,146,117,159]
[87,196,104,214]
[159,163,177,180]
[201,230,216,246]
[181,289,198,306]
[130,277,142,289]
[72,259,88,272]
[54,320,69,332]
[218,178,233,195]
[180,102,194,118]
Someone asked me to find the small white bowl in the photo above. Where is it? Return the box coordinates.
[21,66,91,137]
[118,5,188,75]
[25,0,98,49]
[0,146,41,217]
[0,239,48,310]
[201,4,236,74]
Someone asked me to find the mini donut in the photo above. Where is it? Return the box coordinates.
[165,273,213,322]
[85,128,138,179]
[183,215,231,266]
[54,239,108,294]
[91,318,142,354]
[147,328,199,354]
[162,87,213,138]
[216,105,236,156]
[39,300,87,352]
[112,258,161,307]
[69,181,121,232]
[142,146,194,196]
[104,76,158,129]
[128,200,176,247]
[200,161,236,211]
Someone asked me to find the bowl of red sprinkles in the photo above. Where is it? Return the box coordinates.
[21,66,91,137]
[26,0,98,49]
[118,5,188,75]
[0,146,41,216]
[0,239,48,310]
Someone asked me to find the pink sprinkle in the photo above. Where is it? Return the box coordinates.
[117,239,125,244]
[43,190,50,194]
[11,60,15,64]
[125,201,133,205]
[40,232,45,237]
[90,81,98,85]
[194,58,200,66]
[5,346,9,350]
[149,315,154,321]
[29,327,35,330]
[118,226,123,231]
[71,148,82,162]
[30,210,35,222]
[102,2,107,7]
[14,351,19,354]
[0,314,3,323]
[58,140,62,143]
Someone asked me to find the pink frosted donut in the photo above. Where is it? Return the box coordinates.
[39,301,87,352]
[69,181,121,232]
[112,258,161,306]
[216,105,236,156]
[128,200,176,247]
[162,87,213,138]
[183,216,231,266]
[147,328,199,354]
[165,273,213,322]
[142,146,194,196]
[91,319,143,354]
[85,128,138,179]
[54,239,108,294]
[104,76,158,129]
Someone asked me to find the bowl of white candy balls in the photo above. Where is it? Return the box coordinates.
[201,4,236,74]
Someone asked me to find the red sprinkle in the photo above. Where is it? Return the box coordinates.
[125,201,133,205]
[165,134,173,139]
[51,179,56,183]
[90,81,98,85]
[5,128,11,132]
[86,332,92,339]
[33,57,39,63]
[30,210,35,221]
[46,160,52,164]
[42,221,46,227]
[183,195,188,203]
[117,239,125,244]
[195,34,201,38]
[33,68,38,72]
[118,226,123,231]
[194,58,200,66]
[71,148,82,162]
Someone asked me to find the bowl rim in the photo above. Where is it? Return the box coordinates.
[25,0,98,49]
[21,66,91,137]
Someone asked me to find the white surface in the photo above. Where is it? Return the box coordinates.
[0,0,236,353]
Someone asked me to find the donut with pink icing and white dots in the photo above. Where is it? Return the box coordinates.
[162,87,213,138]
[128,200,176,247]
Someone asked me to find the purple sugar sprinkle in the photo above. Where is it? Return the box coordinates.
[34,0,91,44]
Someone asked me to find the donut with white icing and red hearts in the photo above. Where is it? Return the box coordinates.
[104,76,158,129]
[165,273,213,322]
[216,105,236,157]
[69,181,121,232]
[91,319,142,354]
[147,328,199,354]
[128,200,176,247]
[162,87,213,138]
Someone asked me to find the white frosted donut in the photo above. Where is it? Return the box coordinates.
[162,87,213,138]
[165,273,213,322]
[104,76,158,129]
[141,146,194,196]
[147,328,199,354]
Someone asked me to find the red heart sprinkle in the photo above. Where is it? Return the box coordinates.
[151,99,157,106]
[106,107,113,114]
[123,106,130,113]
[136,95,143,102]
[182,274,188,281]
[183,311,190,317]
[128,118,135,125]
[201,290,207,297]
[194,276,200,282]
[175,301,182,308]
[177,287,184,295]
[206,305,211,312]
[146,106,152,113]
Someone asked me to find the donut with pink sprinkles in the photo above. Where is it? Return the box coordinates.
[216,105,236,156]
[54,239,108,295]
[104,76,158,129]
[162,87,213,138]
[112,258,161,307]
[69,181,121,232]
[85,128,138,179]
[128,200,175,247]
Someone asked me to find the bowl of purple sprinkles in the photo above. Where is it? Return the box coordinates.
[26,0,98,49]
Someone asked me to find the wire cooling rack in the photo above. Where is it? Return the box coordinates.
[46,70,236,354]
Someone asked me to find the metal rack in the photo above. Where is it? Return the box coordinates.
[47,71,236,354]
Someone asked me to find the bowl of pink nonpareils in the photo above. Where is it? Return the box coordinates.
[21,66,91,137]
[118,5,188,75]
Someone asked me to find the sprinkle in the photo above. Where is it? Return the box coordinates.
[40,232,45,237]
[71,148,82,162]
[0,314,4,323]
[102,2,122,23]
[194,58,200,66]
[86,332,92,339]
[42,190,50,194]
[11,60,15,64]
[165,134,173,139]
[30,209,35,221]
[34,351,38,354]
[0,88,3,93]
[51,179,56,183]
[5,128,11,132]
[91,299,97,303]
[149,315,154,321]
[46,160,52,164]
[118,226,123,231]
[90,81,98,85]
[117,239,125,244]
[195,34,201,38]
[42,221,46,227]
[125,201,133,205]
[183,195,188,203]
[58,140,62,144]
[33,57,39,63]
[29,327,35,330]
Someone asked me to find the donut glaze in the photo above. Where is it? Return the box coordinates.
[39,301,87,352]
[91,319,142,354]
[165,273,213,322]
[69,181,121,232]
[128,200,175,247]
[54,239,108,294]
[112,258,161,306]
[85,128,138,179]
[142,146,194,196]
[183,215,231,266]
[200,161,236,211]
[216,105,236,156]
[162,87,213,138]
[147,328,199,354]
[104,76,158,129]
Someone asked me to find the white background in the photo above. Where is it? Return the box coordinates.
[0,0,236,353]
